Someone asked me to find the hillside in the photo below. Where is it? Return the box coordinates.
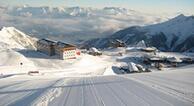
[0,27,110,75]
[82,14,194,52]
[0,27,37,49]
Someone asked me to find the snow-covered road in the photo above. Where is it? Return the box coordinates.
[0,69,193,106]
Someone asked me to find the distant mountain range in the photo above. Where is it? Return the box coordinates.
[82,14,194,52]
[1,6,193,52]
[0,6,168,43]
[3,6,145,18]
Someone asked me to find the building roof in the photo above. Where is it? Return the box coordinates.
[167,57,182,63]
[144,55,166,61]
[89,47,101,53]
[38,38,57,45]
[37,38,76,48]
[56,41,76,48]
[149,57,165,61]
[141,47,156,52]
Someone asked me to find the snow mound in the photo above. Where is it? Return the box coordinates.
[0,27,37,49]
[0,49,32,66]
[72,54,109,75]
[0,49,37,75]
[103,66,117,75]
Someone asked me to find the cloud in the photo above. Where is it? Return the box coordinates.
[0,6,168,43]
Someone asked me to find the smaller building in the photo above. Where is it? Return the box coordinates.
[148,57,166,63]
[180,57,194,64]
[167,57,182,63]
[36,39,56,56]
[88,47,102,56]
[167,57,182,67]
[143,56,166,64]
[143,56,166,70]
[110,39,126,48]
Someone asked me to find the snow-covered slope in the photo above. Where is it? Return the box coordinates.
[1,70,194,106]
[0,27,110,76]
[0,27,37,49]
[145,14,194,49]
[0,27,38,71]
[82,14,194,52]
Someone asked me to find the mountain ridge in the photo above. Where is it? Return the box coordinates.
[82,14,194,52]
[0,6,172,43]
[0,27,37,49]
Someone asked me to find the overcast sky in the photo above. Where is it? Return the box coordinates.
[1,0,194,14]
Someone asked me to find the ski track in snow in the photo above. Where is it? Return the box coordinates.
[121,73,194,104]
[0,73,193,106]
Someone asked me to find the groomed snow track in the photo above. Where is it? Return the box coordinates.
[0,71,193,106]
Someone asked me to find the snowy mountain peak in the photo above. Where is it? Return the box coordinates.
[5,6,142,18]
[175,14,185,19]
[169,14,190,22]
[0,27,37,49]
[1,27,25,37]
[103,7,135,15]
[144,14,194,48]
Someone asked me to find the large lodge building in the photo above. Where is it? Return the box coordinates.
[36,39,77,59]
